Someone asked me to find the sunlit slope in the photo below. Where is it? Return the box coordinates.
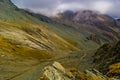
[1,0,120,51]
[0,0,98,50]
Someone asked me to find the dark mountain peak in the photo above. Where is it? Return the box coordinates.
[57,10,74,20]
[61,10,74,15]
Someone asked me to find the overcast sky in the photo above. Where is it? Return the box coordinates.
[11,0,120,18]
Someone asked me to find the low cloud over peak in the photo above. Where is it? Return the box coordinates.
[11,0,120,17]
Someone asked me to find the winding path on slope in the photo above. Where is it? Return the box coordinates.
[7,51,93,80]
[8,62,50,80]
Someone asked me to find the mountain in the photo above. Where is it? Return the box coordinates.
[57,10,119,28]
[27,10,120,50]
[55,10,120,42]
[21,10,120,50]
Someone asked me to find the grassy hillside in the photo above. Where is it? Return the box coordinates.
[0,0,80,79]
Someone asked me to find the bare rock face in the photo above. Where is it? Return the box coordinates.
[40,62,72,80]
[41,66,70,80]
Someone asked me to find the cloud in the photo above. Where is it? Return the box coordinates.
[92,1,113,13]
[11,0,120,17]
[56,3,85,12]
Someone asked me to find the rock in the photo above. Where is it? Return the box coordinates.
[41,62,71,80]
[52,61,66,73]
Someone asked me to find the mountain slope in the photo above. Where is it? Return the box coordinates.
[22,10,100,50]
[0,1,80,80]
[93,41,120,78]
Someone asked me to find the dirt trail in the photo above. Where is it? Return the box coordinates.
[7,62,49,80]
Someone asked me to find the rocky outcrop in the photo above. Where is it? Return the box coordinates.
[86,34,101,44]
[40,62,73,80]
[40,62,119,80]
